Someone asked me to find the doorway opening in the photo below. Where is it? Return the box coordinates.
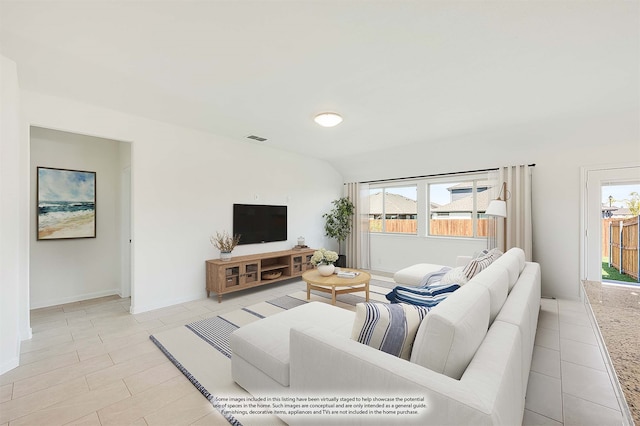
[582,164,640,424]
[583,164,640,283]
[29,127,133,309]
[601,182,640,286]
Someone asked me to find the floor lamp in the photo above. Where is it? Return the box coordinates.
[486,182,508,251]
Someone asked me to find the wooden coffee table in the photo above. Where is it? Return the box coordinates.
[302,268,371,305]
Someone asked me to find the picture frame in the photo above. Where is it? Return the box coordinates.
[37,166,96,240]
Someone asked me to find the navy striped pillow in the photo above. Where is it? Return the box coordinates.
[350,303,430,360]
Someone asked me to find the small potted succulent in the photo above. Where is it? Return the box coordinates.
[210,231,241,261]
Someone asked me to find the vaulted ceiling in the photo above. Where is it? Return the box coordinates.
[1,1,637,161]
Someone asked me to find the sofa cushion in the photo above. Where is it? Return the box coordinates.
[351,303,429,360]
[466,264,509,325]
[385,282,460,307]
[492,247,525,292]
[393,263,446,286]
[495,262,541,394]
[410,284,490,380]
[230,302,353,387]
[461,320,524,426]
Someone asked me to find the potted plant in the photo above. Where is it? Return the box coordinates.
[310,248,339,276]
[210,231,241,261]
[322,197,355,267]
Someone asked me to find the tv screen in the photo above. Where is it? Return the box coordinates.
[233,204,287,245]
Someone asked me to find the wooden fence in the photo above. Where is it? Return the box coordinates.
[369,219,416,233]
[602,218,615,259]
[370,218,489,237]
[608,216,639,281]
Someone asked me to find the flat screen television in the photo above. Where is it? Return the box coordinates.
[233,204,287,245]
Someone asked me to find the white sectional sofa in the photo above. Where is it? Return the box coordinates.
[230,248,541,425]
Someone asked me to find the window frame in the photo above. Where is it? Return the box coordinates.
[368,183,419,235]
[369,172,490,240]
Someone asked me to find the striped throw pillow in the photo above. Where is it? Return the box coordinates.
[385,283,461,307]
[351,303,430,360]
[462,249,500,280]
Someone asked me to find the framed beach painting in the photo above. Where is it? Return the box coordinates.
[37,167,96,240]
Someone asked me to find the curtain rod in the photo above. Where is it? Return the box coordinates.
[357,164,536,185]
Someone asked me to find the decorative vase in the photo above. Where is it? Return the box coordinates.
[220,251,232,262]
[317,264,335,276]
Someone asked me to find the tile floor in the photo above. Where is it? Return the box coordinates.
[0,276,632,425]
[523,297,631,426]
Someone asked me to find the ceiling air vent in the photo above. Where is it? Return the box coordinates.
[247,135,267,142]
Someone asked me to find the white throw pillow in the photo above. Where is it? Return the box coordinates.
[440,266,469,286]
[351,303,429,360]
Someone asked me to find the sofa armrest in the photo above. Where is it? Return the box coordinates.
[289,326,492,425]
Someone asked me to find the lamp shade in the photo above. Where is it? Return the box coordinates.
[485,200,507,218]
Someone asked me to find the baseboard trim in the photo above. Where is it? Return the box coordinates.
[130,293,205,315]
[0,355,19,375]
[21,327,32,341]
[30,289,121,309]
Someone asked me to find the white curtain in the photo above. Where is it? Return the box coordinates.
[345,182,370,269]
[490,165,533,260]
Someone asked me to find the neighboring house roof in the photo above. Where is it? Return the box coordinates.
[432,190,491,213]
[369,189,492,215]
[369,192,426,215]
[602,204,633,217]
[612,207,633,217]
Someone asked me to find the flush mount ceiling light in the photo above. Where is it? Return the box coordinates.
[314,112,343,127]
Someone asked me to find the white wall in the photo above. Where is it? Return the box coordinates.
[369,233,486,273]
[22,90,343,314]
[29,127,126,308]
[334,108,640,300]
[0,55,29,374]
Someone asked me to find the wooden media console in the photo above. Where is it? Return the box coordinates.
[205,248,316,302]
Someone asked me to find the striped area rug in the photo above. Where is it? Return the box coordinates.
[149,279,394,425]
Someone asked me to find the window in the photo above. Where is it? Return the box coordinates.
[368,173,493,239]
[369,185,417,234]
[429,179,490,237]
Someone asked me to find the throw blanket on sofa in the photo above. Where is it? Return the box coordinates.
[417,266,452,287]
[386,267,460,307]
[385,282,461,307]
